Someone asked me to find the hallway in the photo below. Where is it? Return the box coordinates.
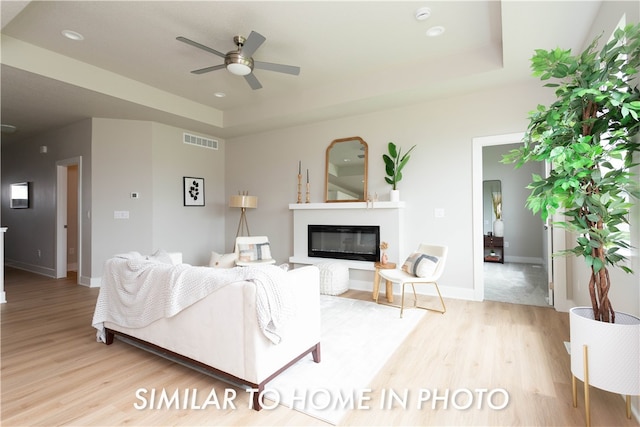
[484,262,550,307]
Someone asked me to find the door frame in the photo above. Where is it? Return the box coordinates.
[56,157,82,282]
[472,132,558,306]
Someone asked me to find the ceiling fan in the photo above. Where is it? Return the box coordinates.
[176,31,300,90]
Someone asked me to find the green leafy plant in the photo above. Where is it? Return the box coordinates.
[383,142,416,190]
[504,23,640,323]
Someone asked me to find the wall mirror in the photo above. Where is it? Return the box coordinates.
[483,180,501,234]
[325,137,368,202]
[10,182,30,209]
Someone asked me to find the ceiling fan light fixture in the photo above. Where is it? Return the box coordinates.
[225,52,253,76]
[227,63,252,76]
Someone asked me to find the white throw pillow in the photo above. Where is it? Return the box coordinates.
[237,242,272,262]
[402,252,439,278]
[209,251,236,268]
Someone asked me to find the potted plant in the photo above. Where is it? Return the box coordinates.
[383,141,416,201]
[504,23,640,420]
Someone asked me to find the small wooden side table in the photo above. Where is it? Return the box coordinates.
[373,262,396,303]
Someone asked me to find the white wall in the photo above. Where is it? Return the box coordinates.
[225,81,550,295]
[150,122,227,265]
[90,119,226,280]
[91,119,154,277]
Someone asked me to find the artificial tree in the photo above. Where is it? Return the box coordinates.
[383,142,416,190]
[505,23,640,323]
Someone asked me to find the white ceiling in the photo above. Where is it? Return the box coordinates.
[1,1,604,145]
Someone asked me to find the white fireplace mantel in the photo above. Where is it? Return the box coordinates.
[289,202,406,271]
[289,201,405,210]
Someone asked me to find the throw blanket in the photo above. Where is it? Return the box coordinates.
[92,253,293,344]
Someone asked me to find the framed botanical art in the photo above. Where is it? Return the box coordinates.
[10,182,30,208]
[183,177,204,206]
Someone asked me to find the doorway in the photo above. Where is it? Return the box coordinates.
[472,133,553,307]
[56,157,82,282]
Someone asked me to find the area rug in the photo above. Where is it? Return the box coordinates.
[264,295,426,425]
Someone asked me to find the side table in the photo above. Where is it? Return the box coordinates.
[373,262,396,303]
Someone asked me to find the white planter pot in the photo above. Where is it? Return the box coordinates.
[390,190,400,202]
[493,218,504,237]
[570,307,640,396]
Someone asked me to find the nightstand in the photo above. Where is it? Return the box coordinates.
[484,235,504,263]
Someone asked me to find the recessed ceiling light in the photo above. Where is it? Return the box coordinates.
[1,124,17,134]
[415,7,431,21]
[214,92,226,98]
[62,30,84,41]
[426,26,445,37]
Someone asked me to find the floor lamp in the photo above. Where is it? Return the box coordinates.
[230,193,258,241]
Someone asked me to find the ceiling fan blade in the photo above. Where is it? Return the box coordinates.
[176,36,226,58]
[244,73,263,90]
[191,64,226,74]
[254,61,300,76]
[241,31,266,57]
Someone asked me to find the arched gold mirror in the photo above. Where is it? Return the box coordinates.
[325,137,368,202]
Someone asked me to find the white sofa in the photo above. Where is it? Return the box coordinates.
[93,254,321,411]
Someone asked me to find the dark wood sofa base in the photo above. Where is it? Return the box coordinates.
[104,328,320,411]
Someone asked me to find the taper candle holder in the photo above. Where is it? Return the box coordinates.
[305,169,310,203]
[297,174,302,203]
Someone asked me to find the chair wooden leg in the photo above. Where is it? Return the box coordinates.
[400,283,406,318]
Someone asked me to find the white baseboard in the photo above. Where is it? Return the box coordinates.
[5,259,56,278]
[348,279,477,302]
[87,276,102,287]
[504,256,544,264]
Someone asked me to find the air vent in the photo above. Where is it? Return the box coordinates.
[183,133,218,150]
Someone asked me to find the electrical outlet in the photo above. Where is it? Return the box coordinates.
[69,247,75,255]
[504,241,510,248]
[131,192,139,199]
[37,249,42,258]
[434,208,445,218]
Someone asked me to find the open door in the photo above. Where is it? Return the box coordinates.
[56,165,68,278]
[56,157,82,282]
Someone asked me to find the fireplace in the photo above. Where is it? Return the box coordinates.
[308,225,380,262]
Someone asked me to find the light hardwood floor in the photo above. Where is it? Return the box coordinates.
[1,267,637,426]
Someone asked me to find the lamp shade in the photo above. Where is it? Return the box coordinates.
[229,195,257,209]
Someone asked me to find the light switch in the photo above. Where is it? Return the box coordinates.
[114,210,129,219]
